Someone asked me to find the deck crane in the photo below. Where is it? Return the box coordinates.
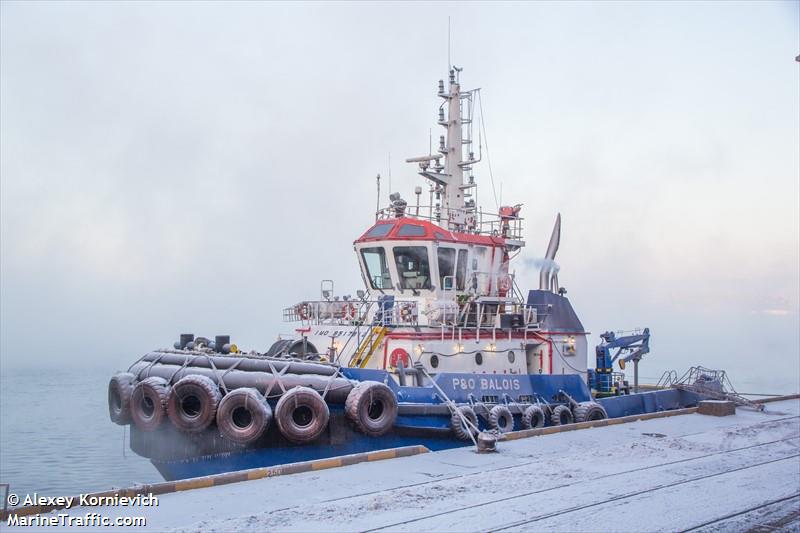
[591,328,651,397]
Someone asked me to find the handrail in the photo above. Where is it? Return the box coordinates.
[334,300,374,363]
[656,370,677,388]
[375,206,525,240]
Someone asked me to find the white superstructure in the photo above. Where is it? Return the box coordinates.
[276,68,588,382]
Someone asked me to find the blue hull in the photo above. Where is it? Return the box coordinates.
[139,369,700,481]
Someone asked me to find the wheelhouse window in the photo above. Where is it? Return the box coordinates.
[393,246,431,290]
[361,247,392,289]
[437,248,456,289]
[364,223,393,239]
[456,249,468,290]
[397,224,426,237]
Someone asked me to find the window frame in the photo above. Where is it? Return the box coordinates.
[360,246,393,290]
[392,245,433,291]
[437,247,456,290]
[364,223,394,239]
[456,249,468,291]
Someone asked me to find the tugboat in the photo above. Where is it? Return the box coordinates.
[107,67,698,481]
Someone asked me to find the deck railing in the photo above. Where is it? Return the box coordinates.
[375,206,524,241]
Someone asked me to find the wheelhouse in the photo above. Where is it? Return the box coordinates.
[354,219,510,298]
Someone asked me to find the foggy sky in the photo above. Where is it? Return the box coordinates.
[1,1,798,392]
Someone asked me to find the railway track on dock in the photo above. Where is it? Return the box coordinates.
[176,415,799,532]
[486,454,800,532]
[361,435,800,532]
[682,493,800,532]
[266,415,800,520]
[170,412,800,533]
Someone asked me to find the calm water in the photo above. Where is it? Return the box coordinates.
[0,366,160,497]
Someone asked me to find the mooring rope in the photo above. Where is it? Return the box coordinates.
[166,357,191,384]
[417,366,479,447]
[203,354,229,395]
[264,359,291,398]
[136,353,165,380]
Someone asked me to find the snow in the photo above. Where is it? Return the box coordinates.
[11,400,800,532]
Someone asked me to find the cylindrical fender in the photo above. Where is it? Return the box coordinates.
[108,372,136,425]
[130,377,169,431]
[344,381,398,437]
[167,374,222,433]
[128,361,353,403]
[274,386,329,444]
[216,388,273,445]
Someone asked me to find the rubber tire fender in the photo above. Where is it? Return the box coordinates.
[274,386,330,444]
[573,401,608,422]
[488,404,514,433]
[550,404,574,426]
[108,372,136,425]
[265,339,294,358]
[521,404,546,429]
[167,374,222,433]
[345,381,398,437]
[450,405,478,441]
[287,340,318,358]
[216,388,273,445]
[130,377,170,431]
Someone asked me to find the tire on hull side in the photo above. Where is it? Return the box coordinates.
[488,404,514,433]
[108,372,136,425]
[216,388,273,445]
[345,381,398,437]
[521,404,546,429]
[573,401,608,422]
[550,404,574,426]
[131,377,170,431]
[167,375,222,433]
[274,386,329,444]
[451,405,479,440]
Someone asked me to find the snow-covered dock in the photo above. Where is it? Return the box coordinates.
[11,399,800,532]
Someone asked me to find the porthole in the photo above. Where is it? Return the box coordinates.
[430,354,439,368]
[475,352,483,365]
[507,350,515,363]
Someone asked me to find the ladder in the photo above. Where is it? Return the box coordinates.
[348,326,387,368]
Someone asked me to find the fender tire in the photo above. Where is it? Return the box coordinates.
[521,405,546,429]
[488,404,514,433]
[167,374,221,433]
[450,405,478,441]
[550,404,574,426]
[265,339,294,358]
[573,401,608,422]
[108,372,136,425]
[274,386,329,444]
[288,340,318,358]
[217,388,272,445]
[130,377,169,431]
[345,381,398,437]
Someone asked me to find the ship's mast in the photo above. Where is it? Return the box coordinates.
[443,68,464,216]
[407,67,478,233]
